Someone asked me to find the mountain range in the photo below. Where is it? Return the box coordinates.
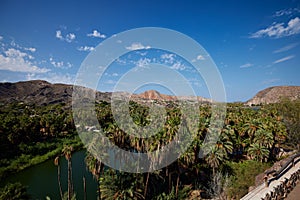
[0,80,300,105]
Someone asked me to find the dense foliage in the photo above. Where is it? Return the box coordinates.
[0,102,79,180]
[82,100,290,199]
[267,98,300,149]
[1,98,299,199]
[0,182,30,200]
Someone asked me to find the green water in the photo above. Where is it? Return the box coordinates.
[3,151,98,200]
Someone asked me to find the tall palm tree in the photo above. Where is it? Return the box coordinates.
[243,119,262,142]
[218,128,234,155]
[247,143,269,162]
[85,153,104,200]
[99,169,144,200]
[205,145,226,176]
[62,145,73,200]
[54,156,63,200]
[253,129,274,149]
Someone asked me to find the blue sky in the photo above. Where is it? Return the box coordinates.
[0,0,300,102]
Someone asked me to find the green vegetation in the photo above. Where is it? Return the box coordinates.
[226,160,271,198]
[267,98,300,149]
[80,100,292,199]
[0,182,30,200]
[0,103,81,180]
[1,98,300,199]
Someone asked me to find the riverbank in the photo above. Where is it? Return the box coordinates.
[2,150,98,200]
[0,136,83,182]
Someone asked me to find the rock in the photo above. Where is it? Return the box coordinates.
[246,86,300,106]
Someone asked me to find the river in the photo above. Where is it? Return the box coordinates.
[3,151,98,200]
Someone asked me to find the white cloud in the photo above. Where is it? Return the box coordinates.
[273,43,298,53]
[87,30,106,38]
[170,62,186,71]
[250,17,300,38]
[135,58,151,67]
[196,54,205,60]
[28,55,34,60]
[5,39,36,53]
[273,55,295,64]
[24,47,36,52]
[10,40,21,49]
[274,8,300,17]
[49,57,72,69]
[239,63,253,68]
[56,30,76,42]
[192,54,206,62]
[161,53,175,64]
[66,33,76,42]
[126,42,151,50]
[0,35,3,40]
[0,48,50,73]
[274,9,294,17]
[56,30,63,40]
[77,46,95,52]
[160,53,189,70]
[115,58,127,65]
[27,72,75,85]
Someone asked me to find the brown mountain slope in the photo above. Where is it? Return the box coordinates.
[2,81,300,106]
[132,90,211,102]
[0,80,73,105]
[246,86,300,105]
[0,80,211,105]
[0,80,111,105]
[133,90,177,101]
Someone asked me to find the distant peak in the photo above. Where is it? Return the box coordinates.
[138,90,162,99]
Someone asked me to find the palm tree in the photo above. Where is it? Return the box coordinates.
[218,127,234,155]
[62,145,73,200]
[99,169,144,200]
[247,143,269,162]
[54,156,63,200]
[205,145,226,176]
[243,119,262,142]
[85,153,104,200]
[253,130,274,149]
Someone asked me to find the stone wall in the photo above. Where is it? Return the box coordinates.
[261,169,300,200]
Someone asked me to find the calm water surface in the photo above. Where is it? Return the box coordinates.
[3,151,98,200]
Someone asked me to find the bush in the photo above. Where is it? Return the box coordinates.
[226,160,271,199]
[0,182,30,200]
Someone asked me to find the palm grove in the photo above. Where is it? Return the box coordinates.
[0,98,299,199]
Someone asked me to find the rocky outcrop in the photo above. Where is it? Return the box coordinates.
[0,80,73,105]
[0,80,113,106]
[132,90,177,101]
[246,86,300,105]
[0,80,210,106]
[2,81,299,106]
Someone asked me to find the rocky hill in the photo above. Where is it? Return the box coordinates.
[0,80,111,106]
[131,90,211,103]
[136,90,176,101]
[0,80,209,106]
[0,80,72,105]
[246,86,300,105]
[2,80,298,106]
